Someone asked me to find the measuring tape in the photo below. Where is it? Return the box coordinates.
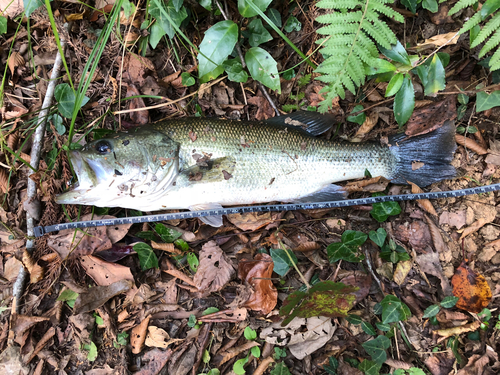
[34,183,500,237]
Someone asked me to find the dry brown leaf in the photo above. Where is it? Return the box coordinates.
[416,31,460,49]
[393,260,412,286]
[164,269,196,287]
[219,341,260,366]
[131,315,151,354]
[414,100,434,108]
[425,215,452,263]
[452,262,492,313]
[238,253,277,315]
[415,252,452,295]
[199,308,248,323]
[385,358,412,370]
[351,111,379,142]
[4,256,22,281]
[80,255,134,286]
[227,211,279,231]
[26,326,56,364]
[345,176,389,193]
[293,241,320,252]
[409,181,437,216]
[193,240,235,295]
[7,131,19,150]
[74,279,133,314]
[455,134,488,155]
[339,272,371,305]
[124,31,140,46]
[151,241,182,255]
[145,326,175,348]
[0,169,9,193]
[456,346,498,375]
[459,218,487,240]
[8,52,25,76]
[435,320,481,338]
[254,356,275,375]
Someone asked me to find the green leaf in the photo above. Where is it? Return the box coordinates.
[408,368,426,375]
[369,228,387,248]
[172,0,183,12]
[380,295,403,324]
[347,105,366,125]
[327,241,363,263]
[362,335,391,364]
[423,304,440,318]
[375,322,391,331]
[24,0,45,17]
[424,54,445,95]
[422,0,438,13]
[57,289,79,307]
[244,326,257,340]
[148,0,187,39]
[400,0,417,13]
[199,65,225,83]
[198,20,238,78]
[251,346,261,358]
[458,93,469,105]
[187,314,197,327]
[245,47,280,92]
[54,83,90,118]
[393,75,415,126]
[223,59,249,83]
[282,69,296,80]
[284,16,301,32]
[280,281,358,326]
[266,8,282,27]
[386,73,404,97]
[174,238,189,252]
[379,41,411,66]
[238,0,272,17]
[198,0,211,10]
[243,18,273,47]
[202,307,219,315]
[478,308,492,322]
[85,341,98,362]
[347,314,363,325]
[233,356,248,375]
[440,296,459,308]
[476,90,500,112]
[481,0,500,18]
[181,72,195,87]
[133,243,159,270]
[457,104,467,121]
[270,248,297,276]
[51,114,66,135]
[361,321,377,336]
[187,252,199,272]
[370,200,402,222]
[366,59,397,76]
[358,359,382,375]
[116,332,128,346]
[271,362,291,375]
[342,230,368,247]
[136,231,156,241]
[323,356,339,375]
[155,223,182,242]
[0,16,7,34]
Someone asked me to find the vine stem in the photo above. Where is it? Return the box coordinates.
[276,229,310,290]
[13,24,69,313]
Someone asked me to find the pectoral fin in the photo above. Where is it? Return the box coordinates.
[189,203,224,227]
[264,111,337,136]
[290,184,347,203]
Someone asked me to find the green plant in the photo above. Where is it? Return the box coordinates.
[82,341,98,361]
[270,362,291,375]
[369,227,410,264]
[327,230,367,263]
[57,288,79,308]
[314,0,404,112]
[450,0,500,71]
[113,331,129,348]
[370,193,402,222]
[422,296,459,319]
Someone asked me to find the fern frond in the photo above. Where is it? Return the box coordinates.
[314,0,402,111]
[490,48,500,70]
[480,30,500,57]
[460,12,482,33]
[471,13,500,48]
[448,0,478,16]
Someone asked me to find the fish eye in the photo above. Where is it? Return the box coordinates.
[95,140,112,155]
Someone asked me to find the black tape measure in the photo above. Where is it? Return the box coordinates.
[33,183,500,237]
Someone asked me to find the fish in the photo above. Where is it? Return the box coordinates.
[57,112,457,227]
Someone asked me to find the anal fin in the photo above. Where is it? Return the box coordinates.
[290,184,347,203]
[189,203,224,227]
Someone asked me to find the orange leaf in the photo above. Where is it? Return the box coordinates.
[451,262,492,313]
[455,134,488,155]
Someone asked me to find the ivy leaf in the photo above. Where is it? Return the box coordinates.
[369,228,387,247]
[149,0,187,39]
[362,335,391,364]
[133,243,159,270]
[181,72,195,87]
[323,356,339,375]
[155,223,182,242]
[476,90,500,112]
[243,18,272,47]
[379,41,411,65]
[238,0,272,17]
[347,105,366,125]
[84,341,98,362]
[270,362,291,375]
[358,360,382,375]
[0,16,7,34]
[149,21,166,49]
[422,0,438,13]
[24,0,45,17]
[266,8,282,27]
[187,252,199,272]
[347,314,363,325]
[440,296,459,308]
[54,84,90,119]
[423,304,440,318]
[376,322,391,331]
[393,75,415,126]
[370,200,402,222]
[284,16,301,32]
[245,47,280,92]
[385,73,404,97]
[424,54,445,96]
[380,295,402,324]
[270,248,297,276]
[198,20,238,78]
[223,59,249,83]
[172,0,183,12]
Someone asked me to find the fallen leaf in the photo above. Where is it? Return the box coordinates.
[131,315,151,354]
[151,241,182,256]
[287,317,336,360]
[227,211,279,231]
[456,346,498,375]
[452,262,492,313]
[455,134,488,155]
[439,210,466,229]
[238,253,278,315]
[416,31,460,49]
[409,181,437,216]
[415,252,452,295]
[345,176,389,193]
[164,269,196,287]
[425,215,452,263]
[405,96,456,137]
[193,241,234,295]
[219,341,260,366]
[459,218,487,240]
[435,320,481,338]
[145,326,174,348]
[73,279,133,314]
[351,111,379,142]
[338,272,371,305]
[80,255,134,286]
[393,260,412,286]
[134,347,173,375]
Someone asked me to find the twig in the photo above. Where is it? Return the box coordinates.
[258,84,280,117]
[13,23,69,313]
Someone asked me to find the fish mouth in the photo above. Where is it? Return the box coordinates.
[56,151,104,204]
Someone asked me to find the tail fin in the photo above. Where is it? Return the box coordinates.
[389,121,456,187]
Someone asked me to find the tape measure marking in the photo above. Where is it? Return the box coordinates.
[33,183,500,237]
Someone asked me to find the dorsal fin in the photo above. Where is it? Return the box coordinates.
[264,111,337,136]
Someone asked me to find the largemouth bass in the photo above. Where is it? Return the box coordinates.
[57,112,456,226]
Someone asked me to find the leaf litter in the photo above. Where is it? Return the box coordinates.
[0,1,500,374]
